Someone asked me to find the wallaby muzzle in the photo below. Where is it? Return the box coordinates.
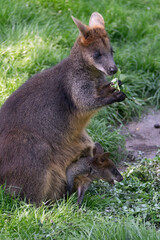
[107,65,118,75]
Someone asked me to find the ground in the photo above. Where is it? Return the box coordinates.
[119,108,160,171]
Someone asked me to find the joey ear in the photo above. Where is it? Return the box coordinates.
[100,156,105,163]
[89,12,105,28]
[93,142,104,156]
[72,16,89,38]
[104,152,110,158]
[101,152,110,161]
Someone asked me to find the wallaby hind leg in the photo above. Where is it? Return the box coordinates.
[77,182,90,208]
[66,156,92,196]
[0,130,53,204]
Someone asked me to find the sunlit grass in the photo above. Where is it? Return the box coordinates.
[0,0,160,238]
[0,157,159,239]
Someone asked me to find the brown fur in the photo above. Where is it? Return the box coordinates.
[0,12,125,204]
[80,27,109,46]
[66,143,123,207]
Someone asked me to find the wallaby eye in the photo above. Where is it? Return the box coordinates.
[100,158,105,162]
[111,168,118,175]
[93,51,102,60]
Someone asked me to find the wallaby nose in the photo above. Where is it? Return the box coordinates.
[108,66,118,75]
[118,175,123,182]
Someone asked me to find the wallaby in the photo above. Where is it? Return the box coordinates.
[66,143,123,207]
[0,12,125,204]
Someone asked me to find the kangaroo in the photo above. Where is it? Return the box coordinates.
[0,12,125,204]
[66,143,123,207]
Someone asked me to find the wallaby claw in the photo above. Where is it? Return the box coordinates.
[113,91,126,102]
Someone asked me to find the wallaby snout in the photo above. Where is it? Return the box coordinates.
[105,57,117,76]
[107,65,118,75]
[116,173,123,182]
[100,55,117,76]
[110,167,123,184]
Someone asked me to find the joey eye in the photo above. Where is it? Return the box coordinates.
[100,157,105,162]
[111,168,118,175]
[93,51,102,60]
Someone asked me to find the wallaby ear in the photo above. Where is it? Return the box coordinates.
[104,152,110,158]
[72,16,89,38]
[89,12,105,28]
[100,152,110,162]
[93,142,104,156]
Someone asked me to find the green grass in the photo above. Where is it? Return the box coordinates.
[0,0,160,239]
[0,157,160,239]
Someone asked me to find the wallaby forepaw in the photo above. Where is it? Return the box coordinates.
[114,91,126,102]
[97,82,115,96]
[118,80,122,87]
[66,185,73,197]
[77,200,82,208]
[107,83,116,93]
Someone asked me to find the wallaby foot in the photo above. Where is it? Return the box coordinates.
[77,184,89,208]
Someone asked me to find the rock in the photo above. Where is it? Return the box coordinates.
[154,124,160,128]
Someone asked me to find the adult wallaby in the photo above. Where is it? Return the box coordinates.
[66,143,123,207]
[0,12,125,204]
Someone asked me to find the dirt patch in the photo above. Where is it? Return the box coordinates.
[118,109,160,172]
[124,109,160,158]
